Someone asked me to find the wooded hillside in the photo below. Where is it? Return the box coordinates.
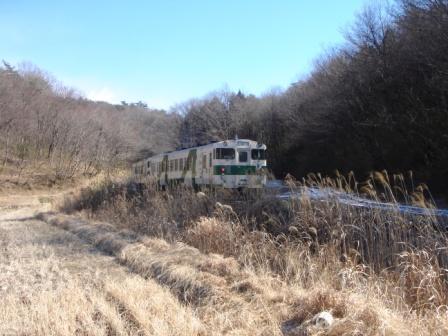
[1,0,447,195]
[0,63,180,182]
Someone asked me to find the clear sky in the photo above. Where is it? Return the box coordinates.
[0,0,367,109]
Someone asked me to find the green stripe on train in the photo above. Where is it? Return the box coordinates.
[213,165,256,175]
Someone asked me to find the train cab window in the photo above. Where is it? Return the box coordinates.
[251,149,266,160]
[215,148,235,160]
[239,151,248,162]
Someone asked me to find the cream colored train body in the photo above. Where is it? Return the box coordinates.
[132,139,267,189]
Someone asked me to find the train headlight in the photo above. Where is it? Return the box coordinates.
[221,167,225,175]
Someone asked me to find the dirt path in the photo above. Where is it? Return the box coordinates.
[0,191,202,335]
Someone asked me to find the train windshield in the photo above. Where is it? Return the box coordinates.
[251,149,266,160]
[216,148,235,160]
[239,151,248,162]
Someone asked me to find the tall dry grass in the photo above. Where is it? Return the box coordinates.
[59,173,448,334]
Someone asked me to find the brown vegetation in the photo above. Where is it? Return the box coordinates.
[56,174,448,335]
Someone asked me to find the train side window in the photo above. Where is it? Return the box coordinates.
[202,155,206,169]
[216,148,235,159]
[174,159,178,171]
[209,153,212,167]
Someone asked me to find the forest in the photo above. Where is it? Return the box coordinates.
[1,0,447,196]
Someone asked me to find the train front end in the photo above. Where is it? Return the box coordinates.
[213,139,267,189]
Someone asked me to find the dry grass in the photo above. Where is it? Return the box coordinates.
[3,171,448,335]
[39,211,448,335]
[0,208,202,336]
[56,174,448,335]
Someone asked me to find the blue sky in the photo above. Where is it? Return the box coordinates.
[0,0,367,109]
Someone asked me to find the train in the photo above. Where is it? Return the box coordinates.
[132,139,267,189]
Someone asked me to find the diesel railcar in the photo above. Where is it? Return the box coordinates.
[132,139,267,189]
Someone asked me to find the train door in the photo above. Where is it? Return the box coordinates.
[200,151,212,186]
[208,151,212,185]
